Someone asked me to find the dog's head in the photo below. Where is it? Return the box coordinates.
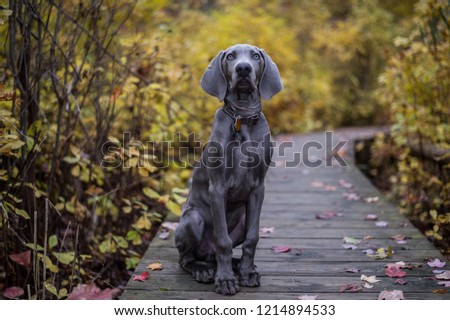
[201,44,282,102]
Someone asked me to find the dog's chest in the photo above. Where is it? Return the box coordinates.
[225,138,270,201]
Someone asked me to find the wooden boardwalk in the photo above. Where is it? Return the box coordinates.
[121,129,449,300]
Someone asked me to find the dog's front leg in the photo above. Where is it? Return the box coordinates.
[239,185,264,287]
[208,182,240,295]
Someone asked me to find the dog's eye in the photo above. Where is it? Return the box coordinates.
[252,53,261,60]
[226,54,235,61]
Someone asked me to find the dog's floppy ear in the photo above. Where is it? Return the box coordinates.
[259,49,283,100]
[200,50,227,102]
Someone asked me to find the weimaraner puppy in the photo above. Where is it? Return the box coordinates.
[175,44,282,295]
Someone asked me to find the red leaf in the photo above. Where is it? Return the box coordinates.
[395,279,408,285]
[271,246,291,253]
[67,284,120,300]
[132,271,150,282]
[2,286,24,299]
[9,251,31,269]
[339,283,362,293]
[385,264,407,278]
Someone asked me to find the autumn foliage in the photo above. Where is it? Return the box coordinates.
[0,0,448,299]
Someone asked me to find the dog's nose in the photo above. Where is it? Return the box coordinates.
[236,62,252,77]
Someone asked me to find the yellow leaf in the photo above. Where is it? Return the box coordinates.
[136,216,152,230]
[143,187,160,199]
[166,200,181,216]
[143,161,158,173]
[71,165,80,177]
[52,252,75,265]
[138,167,149,176]
[127,157,138,168]
[45,282,58,296]
[9,140,25,150]
[147,262,163,271]
[123,206,132,214]
[15,208,30,219]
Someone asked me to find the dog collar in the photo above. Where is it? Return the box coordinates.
[222,105,260,133]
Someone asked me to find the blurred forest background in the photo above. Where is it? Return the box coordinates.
[0,0,448,299]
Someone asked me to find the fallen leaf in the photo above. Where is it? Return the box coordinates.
[339,283,362,293]
[67,284,120,300]
[9,251,31,269]
[132,271,150,282]
[338,180,353,189]
[311,181,324,188]
[343,192,360,201]
[158,231,169,240]
[435,271,450,280]
[433,270,446,274]
[161,222,178,231]
[399,222,409,227]
[363,235,374,240]
[259,227,275,234]
[437,281,450,287]
[361,274,381,284]
[363,283,373,289]
[344,267,360,273]
[316,211,338,220]
[297,295,318,300]
[427,258,446,268]
[271,246,291,253]
[378,290,404,300]
[364,196,379,203]
[147,262,163,271]
[2,286,24,299]
[390,234,406,241]
[395,279,408,285]
[363,249,375,255]
[342,244,358,250]
[385,264,407,278]
[366,247,394,260]
[324,185,337,191]
[396,240,408,245]
[375,221,388,227]
[343,237,361,244]
[365,214,378,221]
[432,289,448,294]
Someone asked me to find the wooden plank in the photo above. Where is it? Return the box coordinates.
[149,237,436,250]
[125,274,447,295]
[132,259,434,277]
[120,290,450,300]
[139,247,438,262]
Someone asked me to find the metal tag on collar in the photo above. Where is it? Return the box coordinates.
[234,115,241,132]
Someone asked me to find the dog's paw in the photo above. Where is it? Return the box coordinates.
[214,277,240,295]
[239,271,261,287]
[192,268,215,283]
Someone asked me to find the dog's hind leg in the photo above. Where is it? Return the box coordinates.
[175,208,216,283]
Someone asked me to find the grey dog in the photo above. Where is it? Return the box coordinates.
[175,44,282,295]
